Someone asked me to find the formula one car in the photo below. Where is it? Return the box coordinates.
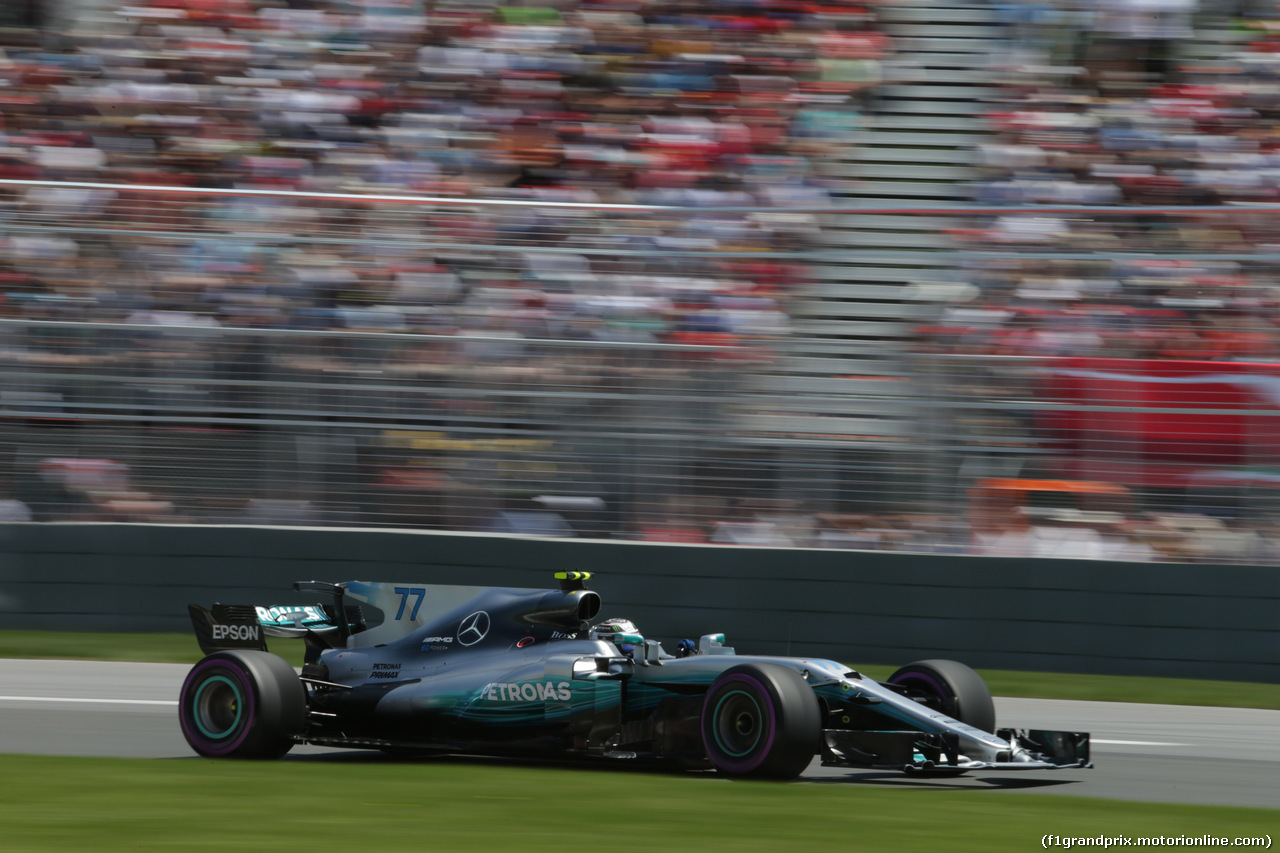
[179,574,1092,779]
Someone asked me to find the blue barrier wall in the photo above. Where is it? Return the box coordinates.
[0,523,1275,682]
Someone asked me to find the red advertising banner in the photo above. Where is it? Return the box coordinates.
[1038,358,1280,476]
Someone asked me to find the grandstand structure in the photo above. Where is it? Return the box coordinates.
[757,0,997,443]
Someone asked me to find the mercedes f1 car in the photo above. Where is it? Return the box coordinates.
[179,574,1092,779]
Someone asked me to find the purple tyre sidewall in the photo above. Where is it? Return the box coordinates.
[889,669,951,705]
[701,672,779,774]
[179,657,257,756]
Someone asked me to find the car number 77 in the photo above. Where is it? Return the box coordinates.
[392,587,426,621]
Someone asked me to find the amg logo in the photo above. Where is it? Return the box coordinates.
[423,637,453,644]
[212,623,260,642]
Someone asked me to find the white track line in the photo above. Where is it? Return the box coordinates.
[1092,739,1187,746]
[0,695,177,706]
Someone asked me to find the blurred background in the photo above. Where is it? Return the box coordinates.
[3,0,1280,563]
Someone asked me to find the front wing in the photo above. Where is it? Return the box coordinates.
[822,728,1092,772]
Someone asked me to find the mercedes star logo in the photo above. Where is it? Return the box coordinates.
[457,610,490,646]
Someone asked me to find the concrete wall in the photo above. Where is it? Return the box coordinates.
[0,523,1276,682]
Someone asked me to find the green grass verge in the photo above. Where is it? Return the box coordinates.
[0,755,1274,852]
[2,630,1278,710]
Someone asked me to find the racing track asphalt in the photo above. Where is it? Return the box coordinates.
[0,659,1277,810]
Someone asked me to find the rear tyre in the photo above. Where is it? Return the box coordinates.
[700,663,820,780]
[179,650,305,759]
[887,659,996,734]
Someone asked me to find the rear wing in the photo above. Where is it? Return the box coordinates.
[188,581,366,655]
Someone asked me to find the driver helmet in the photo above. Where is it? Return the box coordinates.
[593,617,641,653]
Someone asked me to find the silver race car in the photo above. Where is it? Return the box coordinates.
[179,573,1092,779]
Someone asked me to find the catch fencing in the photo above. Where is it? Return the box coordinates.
[2,179,1280,560]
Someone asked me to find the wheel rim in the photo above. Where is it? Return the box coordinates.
[192,674,244,740]
[712,689,765,758]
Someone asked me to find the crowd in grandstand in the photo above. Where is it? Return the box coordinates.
[0,0,880,543]
[929,0,1280,363]
[912,0,1280,562]
[0,0,879,349]
[4,1,1280,560]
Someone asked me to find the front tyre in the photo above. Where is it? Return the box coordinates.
[179,650,305,759]
[700,664,820,780]
[887,659,996,734]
